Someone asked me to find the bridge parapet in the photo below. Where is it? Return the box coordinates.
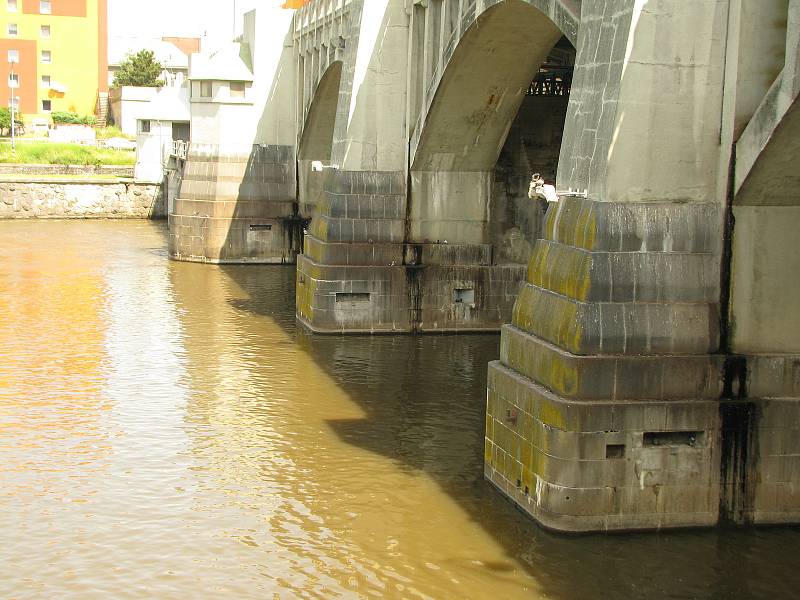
[295,0,352,34]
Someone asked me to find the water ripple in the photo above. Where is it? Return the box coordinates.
[0,221,798,599]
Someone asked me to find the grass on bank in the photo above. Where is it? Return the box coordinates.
[0,142,135,166]
[95,126,134,141]
[0,173,122,181]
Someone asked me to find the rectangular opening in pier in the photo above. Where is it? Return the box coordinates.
[249,224,273,231]
[606,444,625,459]
[335,292,370,303]
[453,288,475,305]
[643,431,704,448]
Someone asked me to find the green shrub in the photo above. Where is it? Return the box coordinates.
[51,112,97,126]
[0,107,24,133]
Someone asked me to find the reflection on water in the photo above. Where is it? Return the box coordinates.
[0,220,798,599]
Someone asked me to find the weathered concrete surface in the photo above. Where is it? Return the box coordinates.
[298,0,576,333]
[734,0,800,204]
[484,0,800,532]
[0,180,163,219]
[176,0,800,531]
[168,144,300,264]
[169,7,300,264]
[730,206,800,353]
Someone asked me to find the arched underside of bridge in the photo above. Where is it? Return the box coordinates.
[729,20,800,356]
[405,0,573,332]
[297,0,577,335]
[298,61,344,220]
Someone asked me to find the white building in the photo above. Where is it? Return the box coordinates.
[134,86,191,182]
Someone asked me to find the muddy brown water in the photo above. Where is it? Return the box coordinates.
[1,220,798,599]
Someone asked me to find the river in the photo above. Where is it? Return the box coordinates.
[0,220,798,599]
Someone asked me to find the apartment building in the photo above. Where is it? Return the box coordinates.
[1,0,107,126]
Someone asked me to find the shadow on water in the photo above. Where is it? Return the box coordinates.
[216,263,800,600]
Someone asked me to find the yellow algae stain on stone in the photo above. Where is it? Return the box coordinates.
[539,400,566,430]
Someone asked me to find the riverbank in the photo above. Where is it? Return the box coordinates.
[0,161,165,219]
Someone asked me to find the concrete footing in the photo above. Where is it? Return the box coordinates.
[296,254,525,333]
[485,358,800,532]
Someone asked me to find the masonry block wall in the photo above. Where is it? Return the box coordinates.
[169,144,300,264]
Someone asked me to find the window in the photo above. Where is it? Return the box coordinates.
[41,75,50,86]
[7,49,19,64]
[7,23,17,36]
[140,120,151,134]
[335,292,371,303]
[40,25,50,38]
[230,81,245,98]
[41,50,51,64]
[39,0,51,14]
[7,0,17,11]
[42,99,52,112]
[453,288,475,305]
[8,73,19,88]
[200,81,212,98]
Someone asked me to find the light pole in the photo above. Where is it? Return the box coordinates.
[8,55,17,160]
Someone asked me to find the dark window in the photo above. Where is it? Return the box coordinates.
[643,431,704,448]
[230,81,245,98]
[335,293,371,303]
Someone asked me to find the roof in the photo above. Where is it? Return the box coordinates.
[188,42,254,82]
[139,86,191,121]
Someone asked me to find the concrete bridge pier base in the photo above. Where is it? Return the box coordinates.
[296,170,410,333]
[485,197,732,532]
[168,144,300,264]
[295,167,527,333]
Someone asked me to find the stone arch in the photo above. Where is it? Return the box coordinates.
[408,0,576,259]
[297,60,343,217]
[411,0,576,170]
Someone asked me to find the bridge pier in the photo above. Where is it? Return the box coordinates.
[169,144,301,264]
[170,0,800,531]
[483,0,800,531]
[485,197,727,531]
[169,8,300,264]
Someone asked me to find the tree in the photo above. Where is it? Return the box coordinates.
[112,49,165,88]
[0,107,24,135]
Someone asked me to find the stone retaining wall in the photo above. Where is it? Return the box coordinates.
[0,164,134,177]
[0,180,164,219]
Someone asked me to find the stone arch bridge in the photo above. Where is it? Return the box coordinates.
[168,0,800,532]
